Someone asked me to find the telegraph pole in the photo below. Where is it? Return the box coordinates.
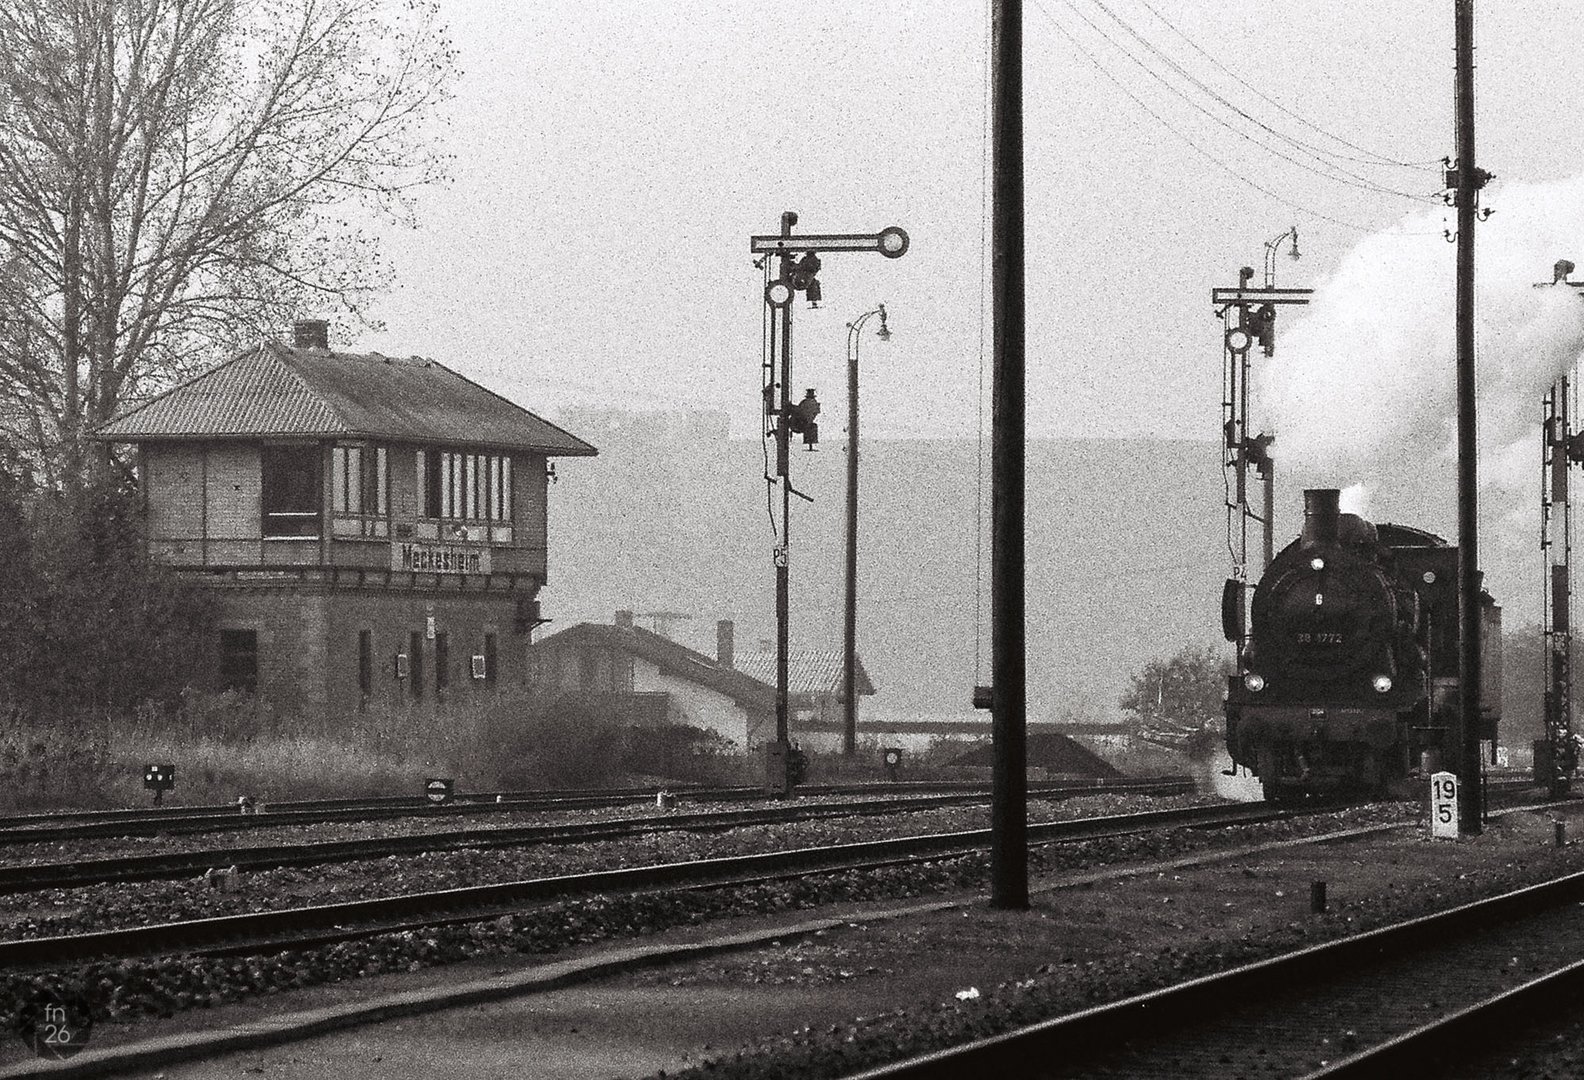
[1543,375,1577,799]
[989,0,1027,911]
[1451,0,1488,834]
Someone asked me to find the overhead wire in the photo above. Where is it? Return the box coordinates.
[1132,0,1444,171]
[1054,0,1437,202]
[760,255,778,539]
[1028,0,1377,232]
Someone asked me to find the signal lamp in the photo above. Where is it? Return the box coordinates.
[765,280,792,307]
[1243,673,1266,692]
[877,226,910,258]
[1310,557,1325,571]
[1373,674,1393,693]
[1254,304,1277,351]
[1422,571,1437,584]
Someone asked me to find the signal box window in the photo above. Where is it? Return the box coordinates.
[262,445,322,537]
[416,449,512,522]
[357,630,373,702]
[219,630,258,693]
[332,446,387,516]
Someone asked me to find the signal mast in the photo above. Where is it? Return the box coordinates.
[1540,259,1584,798]
[1211,232,1311,661]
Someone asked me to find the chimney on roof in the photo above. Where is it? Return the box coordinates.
[293,319,330,350]
[716,619,734,668]
[615,610,633,629]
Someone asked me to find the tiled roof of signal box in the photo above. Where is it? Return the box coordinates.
[94,340,596,455]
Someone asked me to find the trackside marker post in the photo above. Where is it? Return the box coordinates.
[1430,771,1459,839]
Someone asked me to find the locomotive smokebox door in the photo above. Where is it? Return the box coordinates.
[143,763,175,805]
[424,777,455,805]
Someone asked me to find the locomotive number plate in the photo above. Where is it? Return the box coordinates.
[1295,632,1344,644]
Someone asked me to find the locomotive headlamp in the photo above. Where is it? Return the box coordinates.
[1372,674,1393,693]
[1310,557,1325,571]
[1422,571,1437,585]
[1243,673,1266,692]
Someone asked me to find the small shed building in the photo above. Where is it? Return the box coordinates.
[527,615,776,747]
[730,648,876,730]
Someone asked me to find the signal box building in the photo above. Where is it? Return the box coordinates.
[96,321,596,720]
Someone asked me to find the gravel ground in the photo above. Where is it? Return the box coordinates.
[0,792,1225,940]
[0,797,1406,1044]
[634,804,1584,1080]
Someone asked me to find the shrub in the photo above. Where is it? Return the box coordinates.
[463,692,628,790]
[624,722,744,784]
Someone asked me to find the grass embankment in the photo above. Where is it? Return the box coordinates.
[0,695,1154,812]
[0,692,733,811]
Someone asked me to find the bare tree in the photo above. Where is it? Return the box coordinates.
[0,0,455,483]
[1120,644,1232,752]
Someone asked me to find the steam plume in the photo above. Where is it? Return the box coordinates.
[1254,175,1584,618]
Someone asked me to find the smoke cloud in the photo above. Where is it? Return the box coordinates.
[1253,175,1584,620]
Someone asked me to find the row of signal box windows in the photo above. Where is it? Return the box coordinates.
[218,629,500,703]
[262,445,514,539]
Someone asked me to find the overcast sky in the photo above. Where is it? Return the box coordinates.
[355,1,1584,450]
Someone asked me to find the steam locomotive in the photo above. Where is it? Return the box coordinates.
[1223,489,1501,801]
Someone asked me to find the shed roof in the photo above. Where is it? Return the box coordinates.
[731,650,876,699]
[532,623,776,712]
[94,340,596,456]
[948,733,1121,777]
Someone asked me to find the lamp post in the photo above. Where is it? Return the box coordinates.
[842,305,890,757]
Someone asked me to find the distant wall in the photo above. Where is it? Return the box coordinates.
[547,424,1229,727]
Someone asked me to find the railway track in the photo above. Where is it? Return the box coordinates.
[0,786,1193,892]
[0,776,1195,844]
[844,820,1584,1079]
[0,799,1293,974]
[0,780,1539,895]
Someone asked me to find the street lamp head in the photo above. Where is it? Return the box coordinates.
[1288,227,1302,261]
[876,304,891,341]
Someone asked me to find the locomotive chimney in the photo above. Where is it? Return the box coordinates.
[1302,488,1341,547]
